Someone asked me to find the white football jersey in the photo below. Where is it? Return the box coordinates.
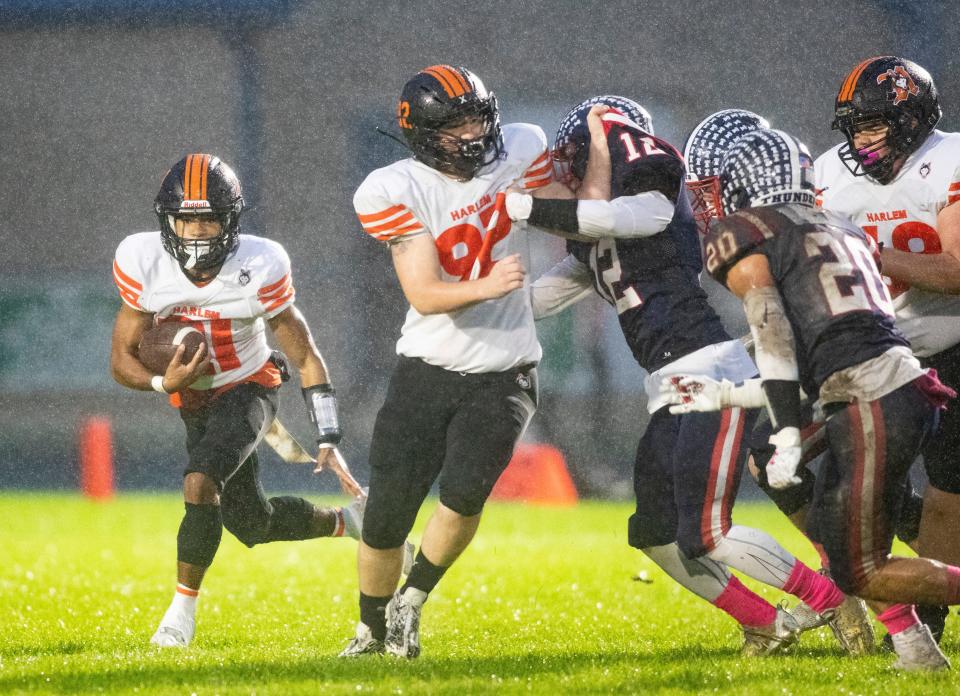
[113,232,294,390]
[354,123,551,373]
[816,130,960,357]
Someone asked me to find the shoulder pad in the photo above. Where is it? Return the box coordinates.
[702,211,775,285]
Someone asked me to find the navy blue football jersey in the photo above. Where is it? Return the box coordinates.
[703,203,909,395]
[568,119,730,372]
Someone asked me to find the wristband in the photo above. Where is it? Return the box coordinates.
[151,375,168,394]
[302,383,342,446]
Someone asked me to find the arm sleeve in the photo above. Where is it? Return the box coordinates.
[530,254,594,319]
[525,191,675,239]
[743,285,802,432]
[257,244,296,319]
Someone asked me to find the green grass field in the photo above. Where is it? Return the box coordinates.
[1,494,955,695]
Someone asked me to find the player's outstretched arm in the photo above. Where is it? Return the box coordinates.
[268,306,347,473]
[881,202,960,294]
[109,304,209,393]
[391,234,524,315]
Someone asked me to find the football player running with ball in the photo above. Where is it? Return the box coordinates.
[341,65,544,658]
[111,154,363,648]
[669,127,960,670]
[508,97,855,656]
[817,56,960,644]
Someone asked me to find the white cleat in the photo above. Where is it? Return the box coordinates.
[741,606,801,656]
[338,622,385,657]
[891,623,950,671]
[385,588,425,659]
[789,601,832,633]
[150,615,194,648]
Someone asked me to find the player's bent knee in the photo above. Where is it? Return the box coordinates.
[438,491,486,518]
[177,502,223,567]
[628,513,676,551]
[220,498,271,548]
[361,525,409,550]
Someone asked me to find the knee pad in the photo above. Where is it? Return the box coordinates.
[262,496,319,542]
[220,495,271,548]
[438,490,486,518]
[628,511,677,551]
[177,503,223,567]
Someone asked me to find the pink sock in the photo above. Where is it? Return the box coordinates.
[946,566,960,604]
[876,604,920,636]
[782,561,845,614]
[712,575,777,628]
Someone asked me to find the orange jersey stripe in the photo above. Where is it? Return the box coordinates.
[525,150,550,170]
[357,204,407,224]
[363,211,416,234]
[259,279,294,303]
[375,223,425,241]
[524,176,553,190]
[117,286,140,307]
[948,194,960,205]
[948,182,960,190]
[265,292,295,313]
[258,274,290,296]
[113,260,143,290]
[524,161,553,179]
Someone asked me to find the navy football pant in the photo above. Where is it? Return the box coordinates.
[628,406,758,559]
[806,378,941,594]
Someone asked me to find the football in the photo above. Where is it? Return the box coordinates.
[138,322,207,374]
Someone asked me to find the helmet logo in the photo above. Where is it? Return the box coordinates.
[877,65,919,105]
[181,199,211,209]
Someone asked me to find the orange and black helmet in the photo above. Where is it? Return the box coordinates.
[832,56,941,183]
[396,65,503,180]
[155,154,244,272]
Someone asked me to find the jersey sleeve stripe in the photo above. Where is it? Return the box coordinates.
[948,182,960,191]
[259,279,294,303]
[523,161,553,179]
[113,260,143,290]
[357,204,407,224]
[524,150,550,171]
[258,274,290,296]
[523,175,553,190]
[116,285,141,308]
[362,211,416,234]
[264,291,295,312]
[375,223,425,241]
[948,194,960,206]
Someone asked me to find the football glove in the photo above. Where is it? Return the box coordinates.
[765,427,803,489]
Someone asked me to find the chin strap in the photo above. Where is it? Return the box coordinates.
[375,126,412,153]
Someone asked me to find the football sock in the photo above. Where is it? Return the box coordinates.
[712,575,777,628]
[331,508,346,537]
[706,525,797,588]
[401,550,448,597]
[876,604,920,636]
[945,565,960,604]
[170,583,199,615]
[359,593,391,641]
[781,561,844,614]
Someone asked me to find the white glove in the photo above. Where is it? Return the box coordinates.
[765,427,803,489]
[664,375,732,414]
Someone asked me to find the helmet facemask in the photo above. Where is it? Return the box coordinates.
[158,204,242,273]
[686,176,724,236]
[407,95,503,180]
[835,111,919,184]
